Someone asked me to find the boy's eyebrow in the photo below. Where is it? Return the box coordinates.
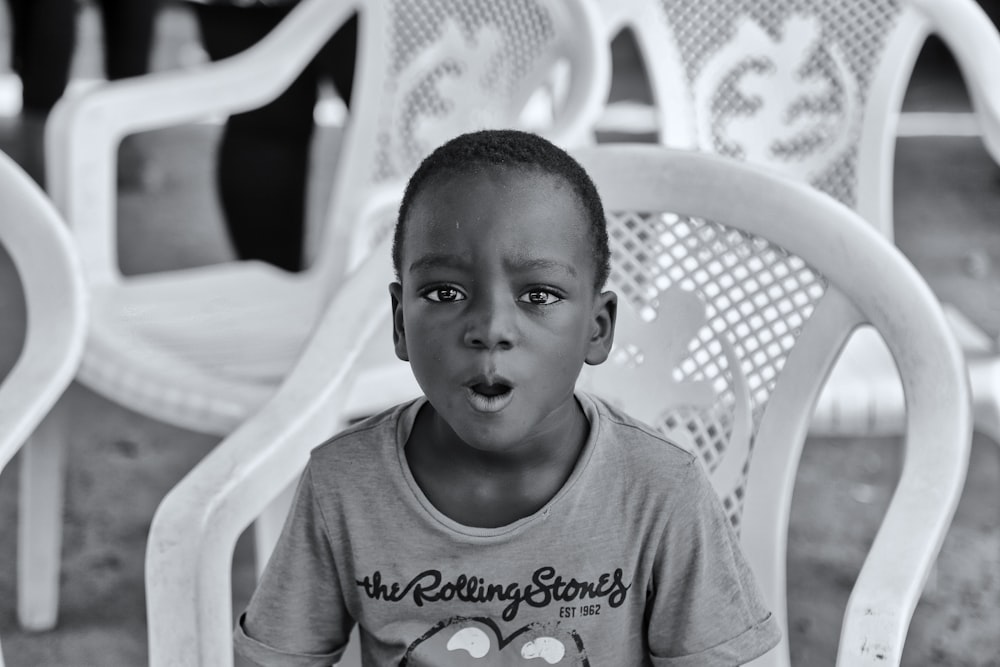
[406,253,470,274]
[504,257,578,277]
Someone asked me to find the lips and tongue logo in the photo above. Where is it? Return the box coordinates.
[401,617,588,666]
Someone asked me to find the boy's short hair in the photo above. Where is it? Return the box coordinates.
[392,129,611,291]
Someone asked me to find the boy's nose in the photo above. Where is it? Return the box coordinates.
[463,295,517,350]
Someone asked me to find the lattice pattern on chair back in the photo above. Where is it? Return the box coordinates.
[373,0,568,183]
[645,0,903,208]
[582,209,827,528]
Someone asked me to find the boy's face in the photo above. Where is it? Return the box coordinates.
[390,166,616,455]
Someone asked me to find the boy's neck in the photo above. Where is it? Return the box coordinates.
[405,398,590,528]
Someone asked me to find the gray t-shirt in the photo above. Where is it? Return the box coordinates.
[235,392,780,666]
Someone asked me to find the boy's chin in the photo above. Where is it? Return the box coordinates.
[448,421,529,456]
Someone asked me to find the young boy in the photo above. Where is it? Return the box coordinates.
[234,129,781,665]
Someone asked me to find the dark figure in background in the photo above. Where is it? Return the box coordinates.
[186,2,358,272]
[6,0,160,186]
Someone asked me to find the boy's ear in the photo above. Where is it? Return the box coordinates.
[585,290,617,366]
[389,282,409,362]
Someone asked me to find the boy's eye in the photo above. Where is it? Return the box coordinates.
[424,286,466,302]
[519,289,561,305]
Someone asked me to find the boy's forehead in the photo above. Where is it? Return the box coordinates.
[406,165,586,235]
[401,165,594,274]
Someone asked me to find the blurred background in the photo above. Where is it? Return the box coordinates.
[0,1,998,664]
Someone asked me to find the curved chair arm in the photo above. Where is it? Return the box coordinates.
[729,161,970,665]
[682,151,970,667]
[834,284,970,663]
[44,0,359,285]
[784,145,973,663]
[908,0,1000,165]
[0,151,86,472]
[145,237,393,667]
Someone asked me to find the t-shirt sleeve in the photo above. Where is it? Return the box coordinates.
[234,462,353,667]
[647,458,781,666]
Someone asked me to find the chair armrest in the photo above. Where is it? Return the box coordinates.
[908,0,1000,165]
[44,0,359,284]
[145,236,393,667]
[838,426,968,665]
[836,241,971,664]
[0,151,86,471]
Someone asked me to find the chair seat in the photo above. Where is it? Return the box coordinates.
[79,262,328,435]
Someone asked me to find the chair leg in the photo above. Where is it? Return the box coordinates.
[17,403,69,631]
[253,477,297,580]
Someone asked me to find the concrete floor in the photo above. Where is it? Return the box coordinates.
[0,4,999,666]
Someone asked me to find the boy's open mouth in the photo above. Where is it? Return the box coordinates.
[464,376,515,413]
[470,381,512,397]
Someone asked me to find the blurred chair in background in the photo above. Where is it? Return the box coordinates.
[4,0,161,188]
[184,0,358,272]
[592,0,1000,444]
[0,149,86,666]
[19,0,610,641]
[143,144,971,666]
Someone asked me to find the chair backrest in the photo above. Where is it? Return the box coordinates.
[594,0,997,237]
[573,144,969,666]
[0,149,86,472]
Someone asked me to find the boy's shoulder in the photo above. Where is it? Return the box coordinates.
[583,392,719,516]
[582,392,714,497]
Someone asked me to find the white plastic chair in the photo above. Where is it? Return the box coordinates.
[145,144,970,666]
[0,149,87,667]
[591,0,1000,442]
[20,0,610,635]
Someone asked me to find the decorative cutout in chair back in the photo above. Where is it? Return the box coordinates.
[374,0,563,183]
[652,0,902,206]
[341,0,582,271]
[583,210,827,528]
